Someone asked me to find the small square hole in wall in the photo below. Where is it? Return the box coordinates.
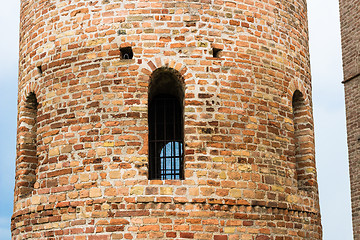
[212,48,222,58]
[120,47,133,60]
[37,66,43,76]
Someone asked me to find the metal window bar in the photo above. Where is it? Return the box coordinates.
[149,95,184,180]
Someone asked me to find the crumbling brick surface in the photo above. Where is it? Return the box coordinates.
[12,0,322,239]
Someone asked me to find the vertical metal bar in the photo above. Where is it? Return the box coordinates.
[163,97,166,180]
[181,99,184,180]
[172,99,174,179]
[149,101,152,179]
[150,95,184,180]
[154,99,157,179]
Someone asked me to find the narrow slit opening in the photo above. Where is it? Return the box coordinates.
[17,92,39,198]
[37,66,43,76]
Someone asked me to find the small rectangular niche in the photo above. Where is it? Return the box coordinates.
[120,47,133,60]
[212,48,223,58]
[37,66,43,76]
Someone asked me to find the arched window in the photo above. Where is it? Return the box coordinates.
[292,90,316,191]
[148,68,184,180]
[16,92,38,197]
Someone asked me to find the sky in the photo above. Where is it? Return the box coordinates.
[0,0,352,239]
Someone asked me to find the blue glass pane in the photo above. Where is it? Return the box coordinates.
[160,141,183,179]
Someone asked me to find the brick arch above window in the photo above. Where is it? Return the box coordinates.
[19,81,41,104]
[137,57,192,85]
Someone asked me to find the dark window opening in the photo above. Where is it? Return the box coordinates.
[148,69,184,180]
[120,46,133,59]
[149,95,184,180]
[212,48,222,58]
[26,92,38,110]
[37,66,43,76]
[17,92,39,198]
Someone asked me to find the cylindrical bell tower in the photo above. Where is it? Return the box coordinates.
[12,0,322,239]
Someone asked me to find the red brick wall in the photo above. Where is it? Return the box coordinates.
[344,77,360,239]
[339,0,360,238]
[12,0,322,239]
[339,0,360,80]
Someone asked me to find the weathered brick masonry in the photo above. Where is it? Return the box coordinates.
[12,0,322,239]
[339,0,360,238]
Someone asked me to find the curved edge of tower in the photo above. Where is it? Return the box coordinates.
[12,0,322,239]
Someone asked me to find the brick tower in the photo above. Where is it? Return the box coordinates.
[12,0,322,239]
[339,0,360,238]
